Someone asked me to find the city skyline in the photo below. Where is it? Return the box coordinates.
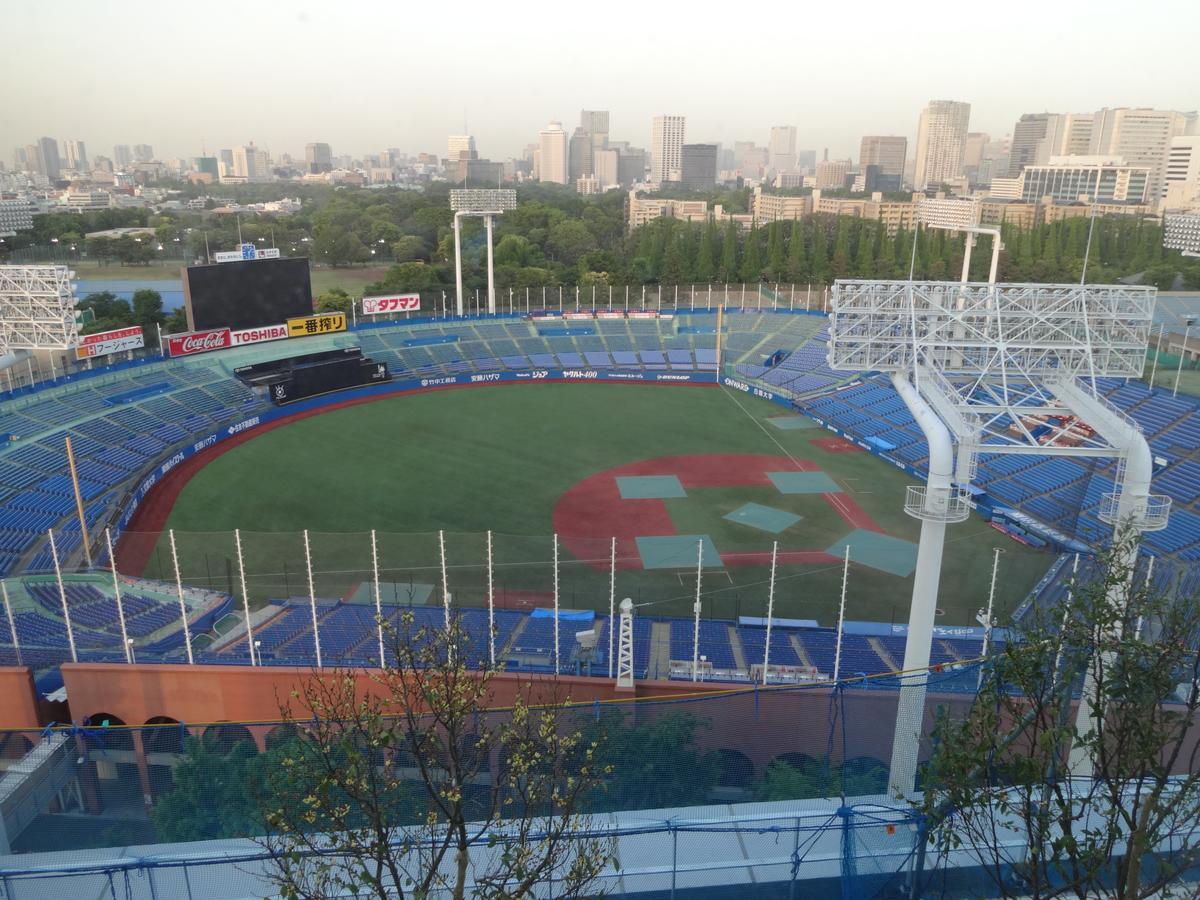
[3,1,1198,162]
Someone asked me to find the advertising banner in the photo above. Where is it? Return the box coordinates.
[166,328,233,358]
[286,313,347,338]
[75,326,145,360]
[230,324,288,347]
[362,294,420,315]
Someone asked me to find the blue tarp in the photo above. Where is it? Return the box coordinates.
[529,608,594,622]
[865,435,897,451]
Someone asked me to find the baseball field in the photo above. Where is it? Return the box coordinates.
[121,382,1052,627]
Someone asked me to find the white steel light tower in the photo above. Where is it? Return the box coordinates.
[916,197,1000,283]
[827,279,1166,796]
[449,189,517,317]
[0,265,80,353]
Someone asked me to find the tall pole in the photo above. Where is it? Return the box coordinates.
[714,304,724,382]
[486,530,495,669]
[235,528,256,665]
[608,537,617,679]
[64,437,91,567]
[979,547,1002,688]
[303,529,321,668]
[453,213,464,317]
[552,533,560,674]
[1149,324,1165,387]
[105,529,132,664]
[168,529,194,665]
[371,529,384,667]
[833,544,850,683]
[1135,555,1155,639]
[1,582,20,667]
[692,538,703,682]
[48,530,77,664]
[762,541,777,685]
[485,214,496,315]
[439,529,450,635]
[1173,323,1193,398]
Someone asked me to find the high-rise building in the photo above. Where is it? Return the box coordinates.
[232,142,270,182]
[113,145,133,168]
[1087,107,1198,200]
[37,137,61,180]
[650,115,686,184]
[537,121,568,185]
[1020,156,1150,204]
[617,147,647,186]
[913,100,971,190]
[446,135,477,161]
[1008,113,1051,176]
[569,127,594,185]
[858,136,907,178]
[1164,135,1200,209]
[133,144,154,162]
[681,144,718,190]
[815,159,853,190]
[1037,114,1093,163]
[796,150,817,171]
[305,142,333,173]
[580,110,609,147]
[63,140,88,171]
[768,126,797,172]
[594,148,619,188]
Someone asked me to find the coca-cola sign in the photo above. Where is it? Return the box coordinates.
[166,328,233,357]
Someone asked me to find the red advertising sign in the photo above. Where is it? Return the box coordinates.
[166,328,232,357]
[75,326,144,360]
[362,294,421,315]
[230,324,288,346]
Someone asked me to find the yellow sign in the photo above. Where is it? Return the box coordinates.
[286,313,347,338]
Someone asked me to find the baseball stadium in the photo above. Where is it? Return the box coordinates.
[0,258,1197,897]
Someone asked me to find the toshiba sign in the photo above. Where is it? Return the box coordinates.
[166,328,233,357]
[230,324,289,346]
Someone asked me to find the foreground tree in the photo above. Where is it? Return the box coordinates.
[920,534,1200,899]
[259,614,617,899]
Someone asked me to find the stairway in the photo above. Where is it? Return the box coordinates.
[649,621,672,679]
[868,637,899,671]
[727,625,747,670]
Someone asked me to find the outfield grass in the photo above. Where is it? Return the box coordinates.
[137,383,1052,627]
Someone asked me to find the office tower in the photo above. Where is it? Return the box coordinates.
[233,142,270,181]
[194,157,219,178]
[593,148,619,188]
[1008,113,1051,176]
[815,159,853,190]
[1020,158,1150,204]
[37,137,61,180]
[617,147,647,185]
[1164,135,1200,209]
[1088,107,1198,199]
[858,136,907,177]
[113,145,133,167]
[305,142,333,173]
[580,110,610,147]
[681,144,718,189]
[1037,113,1093,163]
[796,150,817,171]
[133,144,154,162]
[537,121,568,184]
[650,115,686,183]
[913,100,971,190]
[446,135,477,160]
[63,140,88,171]
[12,147,28,172]
[569,127,594,185]
[218,148,234,172]
[769,126,797,171]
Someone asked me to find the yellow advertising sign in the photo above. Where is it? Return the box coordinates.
[286,313,347,338]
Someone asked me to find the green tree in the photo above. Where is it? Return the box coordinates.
[315,287,354,314]
[717,221,739,283]
[131,289,165,334]
[695,220,717,282]
[585,712,720,813]
[389,235,427,263]
[921,533,1200,900]
[755,756,888,801]
[786,219,807,282]
[739,226,762,282]
[152,732,263,842]
[766,221,786,280]
[546,219,596,266]
[366,261,442,294]
[260,615,616,900]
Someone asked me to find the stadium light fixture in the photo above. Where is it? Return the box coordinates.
[828,278,1166,795]
[1164,213,1200,258]
[0,265,81,354]
[449,189,517,317]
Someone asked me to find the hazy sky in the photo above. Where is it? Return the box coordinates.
[5,0,1198,164]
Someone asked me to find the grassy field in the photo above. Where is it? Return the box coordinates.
[72,259,391,297]
[137,383,1053,627]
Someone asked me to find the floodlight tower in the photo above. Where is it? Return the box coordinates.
[0,265,80,353]
[1164,212,1200,258]
[828,278,1166,796]
[915,197,1000,282]
[449,189,517,317]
